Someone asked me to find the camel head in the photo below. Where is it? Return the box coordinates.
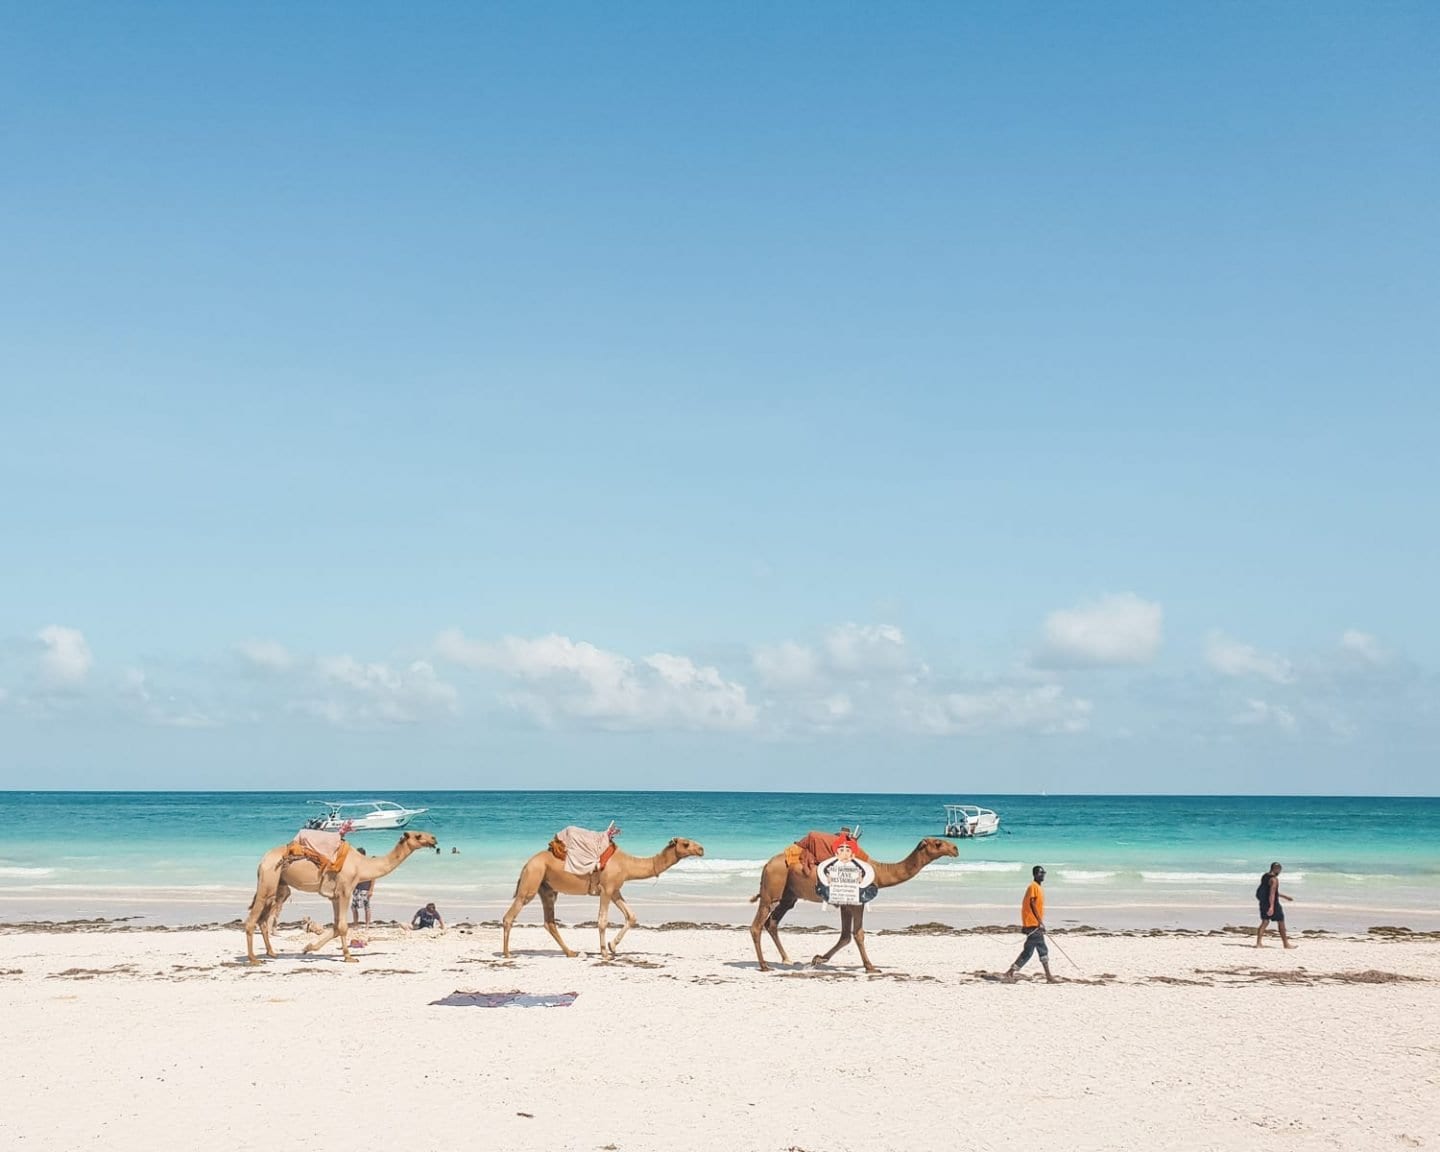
[666,837,705,860]
[402,830,439,852]
[917,837,960,863]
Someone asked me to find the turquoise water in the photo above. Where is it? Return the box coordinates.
[3,792,1437,932]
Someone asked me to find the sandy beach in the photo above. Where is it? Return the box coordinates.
[3,918,1437,1152]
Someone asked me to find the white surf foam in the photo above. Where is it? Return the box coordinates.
[1140,871,1306,884]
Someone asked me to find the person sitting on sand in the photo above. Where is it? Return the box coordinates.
[1254,862,1296,949]
[411,902,444,930]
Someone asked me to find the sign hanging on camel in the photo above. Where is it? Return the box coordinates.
[815,851,877,906]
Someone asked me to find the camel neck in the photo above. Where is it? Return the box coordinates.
[622,848,676,880]
[873,850,927,889]
[360,843,413,880]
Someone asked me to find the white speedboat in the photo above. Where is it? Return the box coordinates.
[943,803,1000,838]
[304,800,428,832]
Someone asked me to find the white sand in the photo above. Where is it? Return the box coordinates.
[3,920,1437,1152]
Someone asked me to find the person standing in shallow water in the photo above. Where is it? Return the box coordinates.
[1254,862,1296,949]
[1005,865,1056,984]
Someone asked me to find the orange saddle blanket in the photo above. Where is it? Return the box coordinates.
[287,829,352,875]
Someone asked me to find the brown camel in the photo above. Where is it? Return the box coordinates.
[501,837,705,959]
[748,837,959,973]
[242,829,438,965]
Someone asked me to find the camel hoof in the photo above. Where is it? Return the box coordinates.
[344,956,358,964]
[811,956,827,967]
[247,958,261,967]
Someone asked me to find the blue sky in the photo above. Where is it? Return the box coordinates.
[2,4,1436,793]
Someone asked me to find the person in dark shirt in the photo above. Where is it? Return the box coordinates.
[411,902,444,930]
[1254,862,1296,949]
[349,847,376,926]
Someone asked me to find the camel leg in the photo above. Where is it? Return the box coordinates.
[813,906,856,966]
[597,889,613,959]
[749,889,797,972]
[766,892,797,965]
[334,895,355,962]
[607,891,640,954]
[501,888,534,958]
[852,907,877,973]
[243,899,266,965]
[749,898,775,972]
[304,922,338,954]
[243,861,284,965]
[539,884,577,957]
[260,882,290,960]
[257,898,276,962]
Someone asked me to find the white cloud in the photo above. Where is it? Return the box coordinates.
[121,668,218,729]
[237,639,293,670]
[1206,632,1295,684]
[1338,629,1386,665]
[37,626,92,686]
[1039,594,1162,667]
[753,624,912,691]
[1233,698,1298,732]
[906,683,1093,735]
[304,656,459,727]
[436,630,755,731]
[824,623,909,673]
[752,641,820,689]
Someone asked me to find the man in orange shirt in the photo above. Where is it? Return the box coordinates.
[1004,865,1056,984]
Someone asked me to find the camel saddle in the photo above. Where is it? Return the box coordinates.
[549,825,618,876]
[286,830,353,898]
[785,831,871,873]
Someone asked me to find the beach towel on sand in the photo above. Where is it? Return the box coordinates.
[787,831,870,872]
[551,826,617,875]
[431,990,579,1008]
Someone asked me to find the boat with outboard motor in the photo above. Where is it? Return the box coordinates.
[942,803,1000,838]
[303,800,428,832]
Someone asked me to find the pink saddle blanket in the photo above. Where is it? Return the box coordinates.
[555,826,614,875]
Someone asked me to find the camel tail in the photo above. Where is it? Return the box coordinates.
[748,892,760,903]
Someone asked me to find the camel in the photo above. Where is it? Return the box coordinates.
[748,837,959,973]
[242,829,438,965]
[501,837,705,959]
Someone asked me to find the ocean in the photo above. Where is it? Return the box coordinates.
[3,791,1437,933]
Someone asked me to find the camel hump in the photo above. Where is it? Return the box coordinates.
[792,832,870,869]
[286,832,353,884]
[553,826,615,874]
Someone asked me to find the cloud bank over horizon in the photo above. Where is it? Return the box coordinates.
[4,606,1431,793]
